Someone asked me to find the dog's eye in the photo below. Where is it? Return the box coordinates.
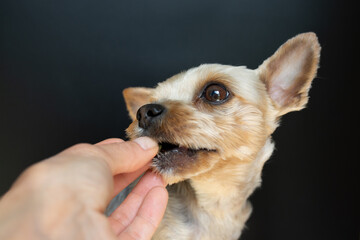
[203,84,230,104]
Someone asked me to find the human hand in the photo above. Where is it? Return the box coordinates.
[0,137,168,240]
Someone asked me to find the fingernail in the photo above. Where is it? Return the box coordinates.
[158,174,168,187]
[146,170,168,186]
[133,137,158,150]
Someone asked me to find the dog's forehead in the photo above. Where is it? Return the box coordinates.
[153,64,263,104]
[153,66,206,102]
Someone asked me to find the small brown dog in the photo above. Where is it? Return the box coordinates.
[122,32,320,240]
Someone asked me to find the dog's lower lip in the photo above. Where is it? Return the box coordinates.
[153,142,216,173]
[158,142,215,154]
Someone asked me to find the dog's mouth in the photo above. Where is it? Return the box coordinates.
[158,142,216,155]
[152,142,216,174]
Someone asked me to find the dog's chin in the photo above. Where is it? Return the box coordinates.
[150,142,217,185]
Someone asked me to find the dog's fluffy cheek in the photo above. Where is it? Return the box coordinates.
[214,104,268,159]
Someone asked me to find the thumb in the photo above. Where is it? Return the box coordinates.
[96,137,159,175]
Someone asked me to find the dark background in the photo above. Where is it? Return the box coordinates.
[0,0,358,239]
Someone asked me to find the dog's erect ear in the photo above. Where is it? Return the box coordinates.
[257,32,320,115]
[122,87,153,120]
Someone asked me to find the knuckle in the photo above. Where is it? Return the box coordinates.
[17,163,50,189]
[67,143,106,159]
[68,143,94,153]
[121,142,138,158]
[120,142,144,167]
[138,214,157,230]
[127,228,145,240]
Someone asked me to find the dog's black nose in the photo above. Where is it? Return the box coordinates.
[136,104,166,129]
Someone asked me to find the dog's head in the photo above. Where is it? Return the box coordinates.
[123,33,320,184]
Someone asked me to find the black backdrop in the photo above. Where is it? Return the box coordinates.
[0,0,358,239]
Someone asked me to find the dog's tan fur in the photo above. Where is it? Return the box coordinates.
[122,33,320,240]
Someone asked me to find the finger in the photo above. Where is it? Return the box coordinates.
[96,138,125,145]
[117,187,168,240]
[112,165,149,197]
[108,171,167,236]
[96,137,158,175]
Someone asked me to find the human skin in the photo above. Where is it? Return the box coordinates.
[0,137,168,240]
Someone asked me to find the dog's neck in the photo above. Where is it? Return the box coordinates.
[192,138,274,202]
[162,138,274,239]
